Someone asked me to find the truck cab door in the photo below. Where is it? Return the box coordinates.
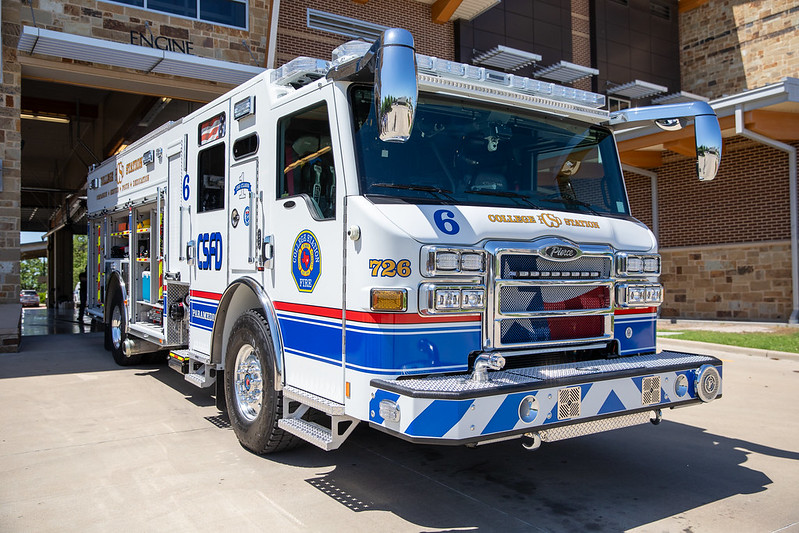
[266,86,345,402]
[187,103,230,355]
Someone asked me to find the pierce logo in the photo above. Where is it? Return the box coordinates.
[544,245,579,260]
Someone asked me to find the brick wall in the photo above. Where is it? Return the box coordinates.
[660,241,792,320]
[626,137,793,249]
[681,0,799,98]
[570,0,591,92]
[1,0,22,351]
[624,170,654,230]
[276,0,454,67]
[19,0,272,66]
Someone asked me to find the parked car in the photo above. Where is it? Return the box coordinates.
[20,290,40,307]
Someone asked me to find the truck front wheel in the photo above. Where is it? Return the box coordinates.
[224,309,297,454]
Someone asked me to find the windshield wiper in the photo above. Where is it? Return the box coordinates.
[465,189,541,209]
[541,196,600,216]
[371,183,454,199]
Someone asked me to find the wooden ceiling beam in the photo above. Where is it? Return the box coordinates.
[432,0,463,24]
[746,110,799,141]
[619,150,662,168]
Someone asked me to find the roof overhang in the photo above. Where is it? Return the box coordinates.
[608,80,668,100]
[416,0,501,23]
[17,26,263,98]
[616,77,799,168]
[535,60,599,84]
[473,45,541,71]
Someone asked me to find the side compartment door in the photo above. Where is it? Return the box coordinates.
[166,137,191,283]
[188,103,230,355]
[268,88,345,402]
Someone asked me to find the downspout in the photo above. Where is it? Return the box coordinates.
[735,105,799,323]
[266,0,280,69]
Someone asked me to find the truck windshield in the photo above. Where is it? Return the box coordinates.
[350,87,630,217]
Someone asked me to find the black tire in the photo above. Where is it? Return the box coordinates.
[108,291,142,366]
[224,309,298,454]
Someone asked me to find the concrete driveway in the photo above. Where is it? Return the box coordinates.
[1,332,798,532]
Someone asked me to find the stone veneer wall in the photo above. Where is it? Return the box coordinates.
[660,241,792,321]
[18,0,272,71]
[680,0,799,99]
[1,0,22,352]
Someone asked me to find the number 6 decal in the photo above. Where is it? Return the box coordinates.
[433,209,460,235]
[182,174,190,201]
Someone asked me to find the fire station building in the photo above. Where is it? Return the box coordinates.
[1,0,797,351]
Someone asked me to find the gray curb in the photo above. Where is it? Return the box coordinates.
[658,337,799,362]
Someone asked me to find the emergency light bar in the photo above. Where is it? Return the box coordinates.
[270,41,607,111]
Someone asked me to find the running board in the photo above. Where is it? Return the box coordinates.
[279,386,357,451]
[168,349,216,388]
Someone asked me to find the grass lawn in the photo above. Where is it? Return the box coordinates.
[658,328,799,353]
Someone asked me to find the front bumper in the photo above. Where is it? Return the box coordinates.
[369,350,722,445]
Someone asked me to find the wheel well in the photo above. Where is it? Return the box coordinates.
[211,279,284,386]
[103,272,126,325]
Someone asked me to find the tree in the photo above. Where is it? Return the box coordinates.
[20,257,47,295]
[73,234,88,289]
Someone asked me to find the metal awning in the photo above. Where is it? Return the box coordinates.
[607,80,668,99]
[473,45,541,71]
[17,26,264,86]
[652,91,709,104]
[535,60,598,83]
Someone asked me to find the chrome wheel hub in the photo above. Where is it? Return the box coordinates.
[111,305,123,349]
[234,344,263,422]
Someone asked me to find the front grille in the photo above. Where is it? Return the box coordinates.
[500,254,611,280]
[499,285,610,313]
[490,244,613,348]
[500,315,605,344]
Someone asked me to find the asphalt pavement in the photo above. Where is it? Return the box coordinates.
[1,330,798,532]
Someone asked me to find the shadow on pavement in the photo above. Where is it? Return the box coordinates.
[261,415,790,531]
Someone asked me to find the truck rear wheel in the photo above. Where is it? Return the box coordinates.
[108,292,142,366]
[224,309,297,454]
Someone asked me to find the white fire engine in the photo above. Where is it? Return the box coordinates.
[86,29,723,454]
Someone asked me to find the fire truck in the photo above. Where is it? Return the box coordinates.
[86,29,723,454]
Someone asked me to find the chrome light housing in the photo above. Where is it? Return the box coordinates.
[616,283,663,307]
[420,283,486,314]
[422,246,486,277]
[616,253,661,276]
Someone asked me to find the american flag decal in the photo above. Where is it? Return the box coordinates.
[199,113,225,145]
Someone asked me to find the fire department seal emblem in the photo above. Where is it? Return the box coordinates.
[291,230,321,292]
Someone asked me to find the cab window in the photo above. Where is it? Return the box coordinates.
[198,143,225,213]
[278,103,336,219]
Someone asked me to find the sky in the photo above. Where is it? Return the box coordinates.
[21,232,45,244]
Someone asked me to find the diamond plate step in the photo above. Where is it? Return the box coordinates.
[278,418,334,451]
[170,348,211,365]
[283,385,344,415]
[185,369,215,388]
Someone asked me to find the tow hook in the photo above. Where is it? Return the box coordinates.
[650,409,662,425]
[471,353,506,382]
[521,432,542,451]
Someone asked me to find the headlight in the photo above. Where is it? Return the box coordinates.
[617,283,663,307]
[420,284,486,314]
[617,253,660,276]
[422,246,486,276]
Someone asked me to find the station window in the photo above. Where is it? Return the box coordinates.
[111,0,247,29]
[198,143,225,213]
[278,104,337,219]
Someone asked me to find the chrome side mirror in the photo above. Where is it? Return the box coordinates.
[694,113,722,181]
[374,29,417,142]
[327,29,417,143]
[609,101,722,181]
